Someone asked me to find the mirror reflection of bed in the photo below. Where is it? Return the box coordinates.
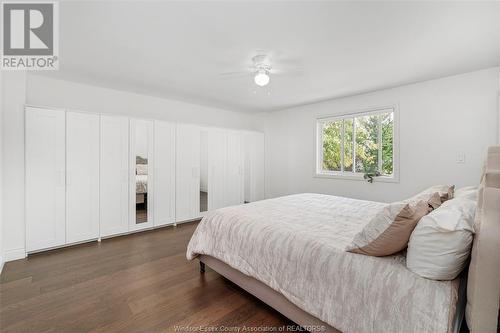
[200,130,208,212]
[136,156,148,223]
[135,121,150,224]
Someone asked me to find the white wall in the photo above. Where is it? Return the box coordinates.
[1,74,258,262]
[26,75,259,129]
[260,67,500,203]
[2,72,27,262]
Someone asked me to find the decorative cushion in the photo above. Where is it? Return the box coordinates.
[346,200,429,256]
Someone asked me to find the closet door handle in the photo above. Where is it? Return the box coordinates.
[57,170,66,187]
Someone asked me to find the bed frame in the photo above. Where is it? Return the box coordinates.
[198,146,500,333]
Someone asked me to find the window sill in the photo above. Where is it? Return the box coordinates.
[314,172,399,183]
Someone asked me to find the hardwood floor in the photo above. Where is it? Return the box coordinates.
[0,222,293,333]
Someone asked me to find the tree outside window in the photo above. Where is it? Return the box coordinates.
[319,109,394,178]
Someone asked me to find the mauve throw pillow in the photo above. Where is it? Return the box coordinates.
[346,200,429,257]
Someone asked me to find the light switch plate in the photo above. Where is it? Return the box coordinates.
[457,153,466,164]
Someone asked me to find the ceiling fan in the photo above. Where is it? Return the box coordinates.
[219,54,301,87]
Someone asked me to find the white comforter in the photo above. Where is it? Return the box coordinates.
[187,193,458,333]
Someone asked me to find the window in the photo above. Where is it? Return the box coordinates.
[316,107,397,181]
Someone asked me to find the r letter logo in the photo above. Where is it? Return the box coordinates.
[1,2,59,70]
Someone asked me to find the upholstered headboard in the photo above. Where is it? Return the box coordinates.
[466,146,500,332]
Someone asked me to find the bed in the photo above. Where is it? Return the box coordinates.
[187,147,500,333]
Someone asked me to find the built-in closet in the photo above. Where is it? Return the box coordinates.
[65,111,100,243]
[175,124,201,221]
[25,107,66,251]
[24,106,265,253]
[244,131,265,203]
[100,115,129,237]
[225,130,245,206]
[154,120,176,227]
[207,128,227,210]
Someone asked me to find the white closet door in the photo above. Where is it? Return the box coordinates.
[245,131,265,202]
[100,115,129,237]
[208,129,226,210]
[225,130,244,206]
[176,124,200,221]
[154,121,176,227]
[129,119,154,231]
[66,112,100,244]
[244,133,251,203]
[25,107,66,252]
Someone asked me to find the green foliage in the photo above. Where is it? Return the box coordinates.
[344,118,353,171]
[322,121,341,171]
[321,112,393,176]
[381,113,394,175]
[354,115,379,173]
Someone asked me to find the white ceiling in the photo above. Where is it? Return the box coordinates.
[37,1,500,113]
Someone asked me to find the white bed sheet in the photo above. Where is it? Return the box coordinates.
[187,193,458,333]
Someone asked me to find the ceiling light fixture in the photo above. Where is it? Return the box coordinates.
[254,70,270,87]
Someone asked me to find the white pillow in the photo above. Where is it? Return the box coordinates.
[406,197,476,280]
[454,186,478,201]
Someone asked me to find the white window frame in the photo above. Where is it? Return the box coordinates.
[315,105,399,183]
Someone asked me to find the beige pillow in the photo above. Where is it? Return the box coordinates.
[426,192,444,210]
[406,185,455,208]
[404,191,442,211]
[346,200,429,256]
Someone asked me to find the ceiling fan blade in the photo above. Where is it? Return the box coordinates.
[275,58,303,67]
[270,68,304,75]
[219,71,252,80]
[219,71,248,76]
[219,71,249,75]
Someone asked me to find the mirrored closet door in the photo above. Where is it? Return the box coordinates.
[130,118,154,231]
